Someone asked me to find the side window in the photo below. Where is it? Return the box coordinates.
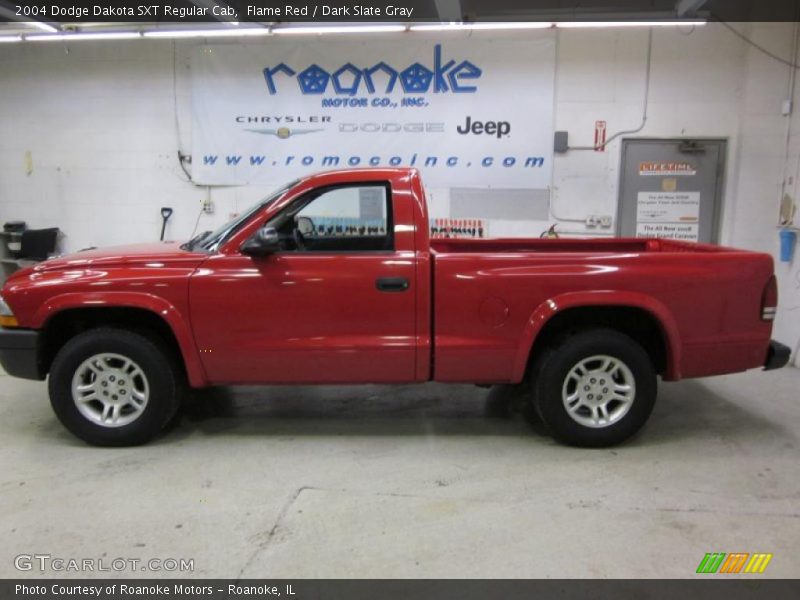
[274,183,393,252]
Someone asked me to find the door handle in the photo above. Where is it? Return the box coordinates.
[375,277,410,292]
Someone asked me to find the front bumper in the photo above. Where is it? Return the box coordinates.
[0,328,44,380]
[764,340,791,371]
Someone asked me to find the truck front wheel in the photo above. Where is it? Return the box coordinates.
[48,328,181,446]
[530,329,657,447]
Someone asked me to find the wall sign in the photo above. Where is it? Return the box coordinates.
[191,38,556,188]
[594,120,607,152]
[636,191,700,241]
[638,161,697,176]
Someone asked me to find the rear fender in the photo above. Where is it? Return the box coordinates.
[511,291,682,382]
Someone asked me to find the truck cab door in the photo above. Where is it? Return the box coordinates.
[189,181,418,384]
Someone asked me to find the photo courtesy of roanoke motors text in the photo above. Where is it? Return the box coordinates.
[0,0,799,597]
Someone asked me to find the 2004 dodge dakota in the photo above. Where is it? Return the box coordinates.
[0,168,790,447]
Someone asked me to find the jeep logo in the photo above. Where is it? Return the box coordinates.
[457,116,511,138]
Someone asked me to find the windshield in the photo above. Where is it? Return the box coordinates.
[186,180,299,252]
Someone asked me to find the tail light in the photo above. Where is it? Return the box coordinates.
[761,275,778,321]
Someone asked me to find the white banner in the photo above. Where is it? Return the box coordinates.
[191,37,555,188]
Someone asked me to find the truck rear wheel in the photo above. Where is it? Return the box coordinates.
[530,329,656,447]
[48,328,180,446]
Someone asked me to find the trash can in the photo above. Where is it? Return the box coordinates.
[780,229,797,263]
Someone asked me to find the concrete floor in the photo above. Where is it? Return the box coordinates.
[0,366,798,579]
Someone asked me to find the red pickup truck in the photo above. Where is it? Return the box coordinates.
[0,168,790,447]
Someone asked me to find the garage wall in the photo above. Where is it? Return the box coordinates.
[0,23,799,364]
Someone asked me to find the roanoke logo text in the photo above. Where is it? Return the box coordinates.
[263,45,482,96]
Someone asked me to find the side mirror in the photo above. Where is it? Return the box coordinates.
[296,216,315,236]
[241,226,280,256]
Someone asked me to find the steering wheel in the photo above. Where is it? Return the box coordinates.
[293,227,306,251]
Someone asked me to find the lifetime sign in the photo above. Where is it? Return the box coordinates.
[263,45,482,96]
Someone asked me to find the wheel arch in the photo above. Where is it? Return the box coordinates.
[35,293,207,387]
[512,291,682,383]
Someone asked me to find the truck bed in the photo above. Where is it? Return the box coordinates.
[429,236,773,384]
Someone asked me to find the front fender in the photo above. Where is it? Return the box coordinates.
[33,292,208,388]
[511,290,682,383]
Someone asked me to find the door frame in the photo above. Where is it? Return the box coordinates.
[616,137,728,243]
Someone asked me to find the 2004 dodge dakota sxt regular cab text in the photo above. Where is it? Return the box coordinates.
[0,168,791,447]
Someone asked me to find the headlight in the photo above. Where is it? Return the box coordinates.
[0,294,18,328]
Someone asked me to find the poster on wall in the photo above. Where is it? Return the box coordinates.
[191,37,555,189]
[635,191,700,241]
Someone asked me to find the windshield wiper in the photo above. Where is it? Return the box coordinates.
[182,230,211,251]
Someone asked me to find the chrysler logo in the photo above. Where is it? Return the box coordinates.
[246,127,324,139]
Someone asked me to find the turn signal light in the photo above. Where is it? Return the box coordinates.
[0,295,17,328]
[0,315,18,328]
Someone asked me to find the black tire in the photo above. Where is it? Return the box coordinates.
[530,329,657,447]
[48,328,181,446]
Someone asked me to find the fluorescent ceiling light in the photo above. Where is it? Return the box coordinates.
[1,19,710,45]
[27,21,58,33]
[556,20,706,28]
[143,28,270,38]
[26,32,143,41]
[273,25,407,35]
[410,22,553,31]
